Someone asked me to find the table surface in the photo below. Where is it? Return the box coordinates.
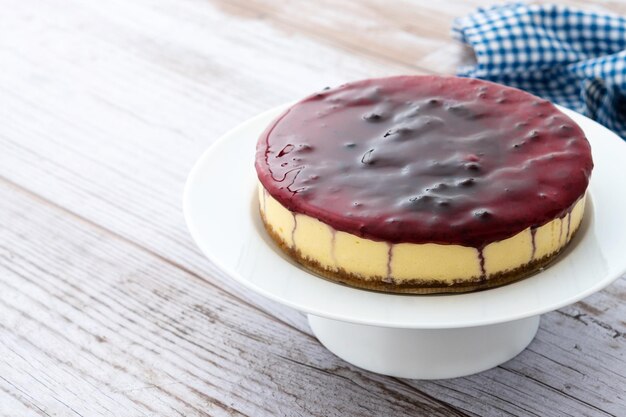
[1,1,625,416]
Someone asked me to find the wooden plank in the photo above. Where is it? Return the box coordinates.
[417,295,626,416]
[210,0,472,74]
[3,175,622,417]
[210,0,626,75]
[0,0,624,415]
[0,0,413,332]
[0,180,467,417]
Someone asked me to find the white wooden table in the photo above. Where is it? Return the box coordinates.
[1,1,624,415]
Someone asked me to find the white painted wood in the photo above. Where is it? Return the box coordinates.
[0,0,414,332]
[0,182,466,416]
[0,0,624,415]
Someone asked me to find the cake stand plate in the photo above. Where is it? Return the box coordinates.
[184,105,626,379]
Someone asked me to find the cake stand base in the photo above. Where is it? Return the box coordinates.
[308,314,540,379]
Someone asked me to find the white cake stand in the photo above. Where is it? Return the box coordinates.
[184,105,626,379]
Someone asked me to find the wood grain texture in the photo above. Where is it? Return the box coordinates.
[0,0,624,415]
[0,0,417,333]
[1,180,469,417]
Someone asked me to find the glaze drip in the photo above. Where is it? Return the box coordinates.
[385,244,393,283]
[477,248,486,280]
[291,212,297,247]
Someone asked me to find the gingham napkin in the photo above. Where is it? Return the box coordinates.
[453,3,626,139]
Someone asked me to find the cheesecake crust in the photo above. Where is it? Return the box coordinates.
[261,210,582,295]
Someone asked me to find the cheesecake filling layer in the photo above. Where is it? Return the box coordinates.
[260,184,585,284]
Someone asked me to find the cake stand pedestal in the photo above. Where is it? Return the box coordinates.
[308,314,539,379]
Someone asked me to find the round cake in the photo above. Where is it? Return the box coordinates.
[255,75,593,294]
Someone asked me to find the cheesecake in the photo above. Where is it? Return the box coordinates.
[255,76,593,294]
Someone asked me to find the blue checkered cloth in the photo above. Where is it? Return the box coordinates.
[453,3,626,140]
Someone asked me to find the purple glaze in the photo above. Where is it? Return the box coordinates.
[256,76,593,246]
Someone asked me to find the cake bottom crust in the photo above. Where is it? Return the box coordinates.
[261,212,581,295]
